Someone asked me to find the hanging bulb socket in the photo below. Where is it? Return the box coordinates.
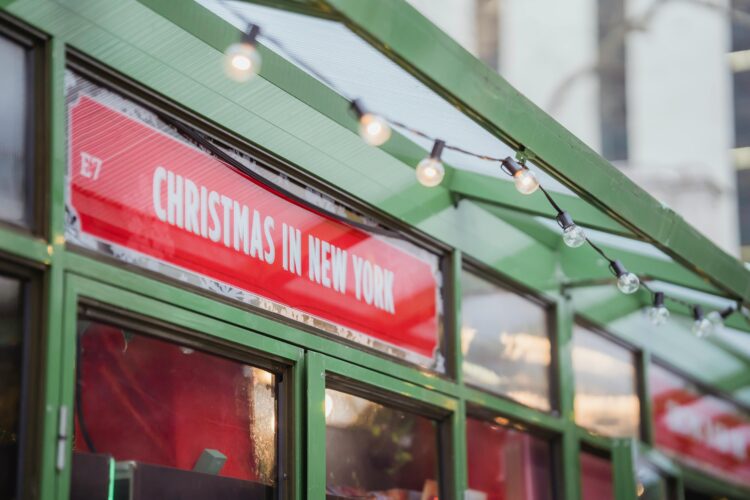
[242,24,261,45]
[556,211,586,248]
[648,291,669,326]
[610,260,640,294]
[416,139,446,187]
[501,157,540,195]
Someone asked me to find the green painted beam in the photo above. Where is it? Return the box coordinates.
[320,0,750,305]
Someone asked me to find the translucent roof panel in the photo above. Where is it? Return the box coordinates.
[197,0,573,193]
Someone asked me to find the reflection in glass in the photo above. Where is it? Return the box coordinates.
[580,451,614,500]
[71,321,276,497]
[325,389,440,499]
[0,276,23,500]
[635,463,669,500]
[0,36,30,227]
[466,418,553,500]
[650,363,750,485]
[461,271,551,411]
[572,326,640,437]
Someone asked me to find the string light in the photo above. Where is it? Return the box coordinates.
[350,99,391,146]
[218,8,748,340]
[501,157,540,195]
[556,211,586,248]
[416,140,446,187]
[224,24,262,82]
[610,260,640,294]
[647,292,670,326]
[692,305,713,338]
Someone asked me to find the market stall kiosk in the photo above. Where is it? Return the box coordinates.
[1,1,749,499]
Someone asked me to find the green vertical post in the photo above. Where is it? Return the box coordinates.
[640,350,655,446]
[556,296,580,500]
[447,398,468,499]
[448,249,463,385]
[291,351,305,500]
[39,34,67,500]
[305,351,326,500]
[613,439,637,500]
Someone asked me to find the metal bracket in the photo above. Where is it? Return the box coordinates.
[56,405,69,472]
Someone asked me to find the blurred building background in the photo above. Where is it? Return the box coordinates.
[408,0,750,259]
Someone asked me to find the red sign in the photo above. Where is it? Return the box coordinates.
[650,363,750,486]
[68,96,439,360]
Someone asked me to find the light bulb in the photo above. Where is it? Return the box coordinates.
[647,291,669,326]
[707,311,724,333]
[617,272,640,294]
[350,100,391,146]
[513,169,540,195]
[223,43,262,81]
[647,305,670,326]
[693,317,712,338]
[692,306,712,338]
[557,211,586,248]
[416,139,446,187]
[500,157,540,195]
[358,114,391,146]
[562,224,586,247]
[610,260,639,294]
[707,307,733,335]
[416,158,445,187]
[223,25,262,82]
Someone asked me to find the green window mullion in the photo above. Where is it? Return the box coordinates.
[39,34,67,500]
[612,439,637,500]
[304,351,326,500]
[639,349,656,446]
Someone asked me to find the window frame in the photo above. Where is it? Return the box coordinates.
[0,13,49,235]
[572,317,646,441]
[459,259,559,413]
[65,51,454,380]
[0,252,44,500]
[464,405,564,498]
[59,273,304,499]
[306,351,460,499]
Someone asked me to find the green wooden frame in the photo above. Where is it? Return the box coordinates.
[1,0,749,498]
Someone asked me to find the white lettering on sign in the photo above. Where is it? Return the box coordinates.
[664,399,749,461]
[352,254,395,314]
[152,166,396,314]
[80,151,103,180]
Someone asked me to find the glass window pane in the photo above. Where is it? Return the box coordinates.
[0,275,23,500]
[461,270,551,411]
[71,320,277,498]
[580,451,614,500]
[572,325,640,437]
[325,388,440,498]
[465,417,554,500]
[635,463,669,500]
[650,362,750,486]
[0,35,30,228]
